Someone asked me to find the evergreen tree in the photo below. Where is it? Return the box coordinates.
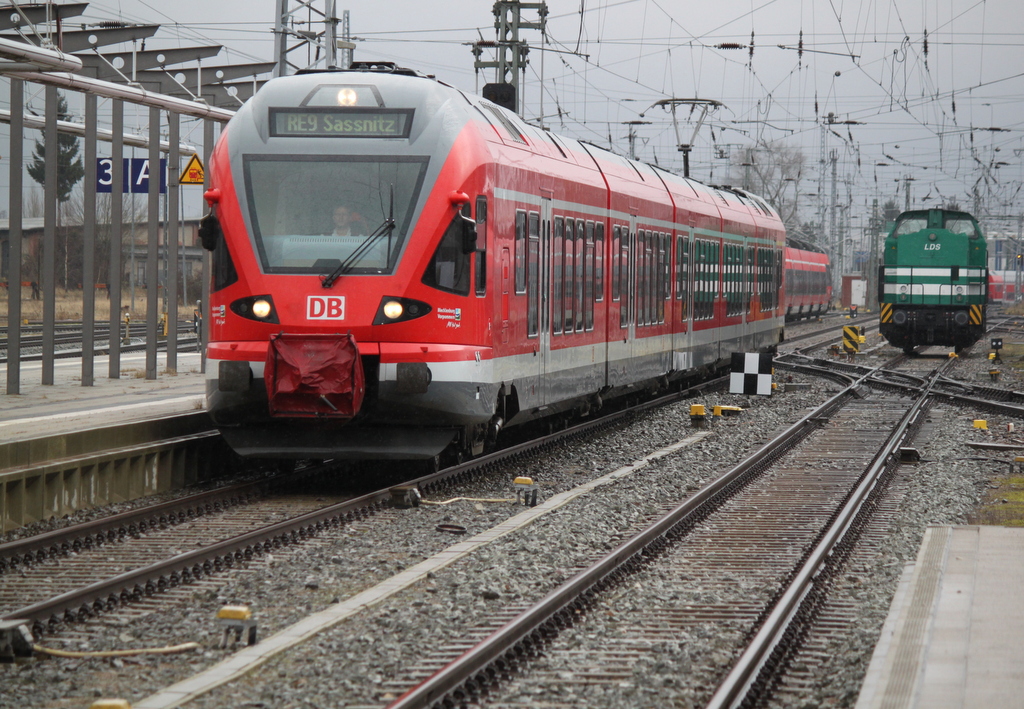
[27,92,86,290]
[27,92,84,202]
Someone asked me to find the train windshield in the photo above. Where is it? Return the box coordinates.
[893,217,927,236]
[944,216,981,238]
[243,155,429,274]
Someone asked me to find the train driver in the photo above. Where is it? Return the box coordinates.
[329,205,367,237]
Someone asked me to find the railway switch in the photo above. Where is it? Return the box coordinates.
[514,476,538,507]
[216,605,257,648]
[973,420,988,430]
[88,701,132,709]
[1015,456,1024,473]
[713,405,743,417]
[990,370,1001,382]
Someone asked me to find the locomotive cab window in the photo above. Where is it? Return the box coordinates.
[475,195,487,296]
[243,155,427,275]
[422,205,472,295]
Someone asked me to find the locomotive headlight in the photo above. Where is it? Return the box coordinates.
[229,295,279,324]
[252,299,273,319]
[955,286,965,295]
[372,296,432,325]
[899,285,908,293]
[336,88,358,106]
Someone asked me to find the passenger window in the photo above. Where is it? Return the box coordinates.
[564,219,575,333]
[553,217,564,335]
[575,219,585,332]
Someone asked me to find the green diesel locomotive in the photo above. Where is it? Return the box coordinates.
[879,208,988,354]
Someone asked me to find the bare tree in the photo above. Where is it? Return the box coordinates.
[729,142,806,233]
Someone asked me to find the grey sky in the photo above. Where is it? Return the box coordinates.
[18,1,1024,228]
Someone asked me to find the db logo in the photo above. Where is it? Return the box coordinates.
[307,295,346,320]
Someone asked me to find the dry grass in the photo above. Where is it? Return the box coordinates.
[1,288,196,325]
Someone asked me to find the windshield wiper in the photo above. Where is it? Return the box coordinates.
[321,187,396,289]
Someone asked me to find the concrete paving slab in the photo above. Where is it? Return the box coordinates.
[0,352,206,444]
[856,525,1024,709]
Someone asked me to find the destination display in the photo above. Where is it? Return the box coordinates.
[270,108,413,138]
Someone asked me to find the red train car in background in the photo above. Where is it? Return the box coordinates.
[989,272,1006,302]
[988,271,1024,303]
[783,238,832,320]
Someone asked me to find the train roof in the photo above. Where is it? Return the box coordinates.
[228,66,785,239]
[893,208,981,227]
[785,236,827,253]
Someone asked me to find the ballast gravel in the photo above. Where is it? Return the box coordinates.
[2,335,1022,709]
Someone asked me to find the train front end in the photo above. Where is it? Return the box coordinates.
[879,209,988,353]
[202,68,496,461]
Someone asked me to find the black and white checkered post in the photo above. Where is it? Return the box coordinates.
[729,352,773,395]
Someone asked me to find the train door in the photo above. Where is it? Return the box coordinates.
[673,228,694,371]
[500,248,510,344]
[539,197,552,404]
[626,216,638,367]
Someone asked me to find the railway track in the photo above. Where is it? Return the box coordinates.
[0,373,727,641]
[377,350,988,709]
[2,318,1013,709]
[0,322,200,363]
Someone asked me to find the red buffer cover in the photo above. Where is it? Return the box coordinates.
[264,333,365,418]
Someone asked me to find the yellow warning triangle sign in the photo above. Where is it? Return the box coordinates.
[180,153,205,185]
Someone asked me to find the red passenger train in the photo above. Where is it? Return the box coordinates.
[783,238,832,321]
[200,63,791,462]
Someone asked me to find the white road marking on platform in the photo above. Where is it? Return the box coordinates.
[135,430,712,709]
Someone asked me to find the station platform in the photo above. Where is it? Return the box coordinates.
[856,524,1024,709]
[0,351,207,445]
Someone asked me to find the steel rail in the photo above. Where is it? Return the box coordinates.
[0,375,726,635]
[386,372,861,709]
[704,358,956,709]
[0,452,263,572]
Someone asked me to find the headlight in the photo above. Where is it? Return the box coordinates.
[252,299,272,319]
[372,296,432,325]
[229,295,279,324]
[336,88,358,106]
